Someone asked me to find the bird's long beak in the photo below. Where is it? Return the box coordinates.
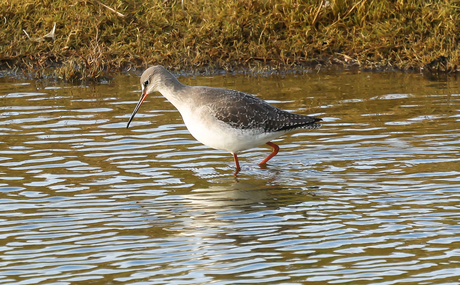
[126,91,148,128]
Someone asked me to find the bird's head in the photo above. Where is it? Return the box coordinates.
[126,66,164,128]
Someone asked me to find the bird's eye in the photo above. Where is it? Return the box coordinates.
[143,80,149,88]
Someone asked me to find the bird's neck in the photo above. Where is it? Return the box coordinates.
[157,71,185,91]
[156,72,190,109]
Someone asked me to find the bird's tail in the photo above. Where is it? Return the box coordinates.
[303,122,322,129]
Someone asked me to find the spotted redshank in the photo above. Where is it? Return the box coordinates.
[127,66,321,173]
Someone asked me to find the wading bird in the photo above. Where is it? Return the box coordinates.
[127,66,321,174]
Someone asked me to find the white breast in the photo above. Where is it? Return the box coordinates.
[178,105,282,154]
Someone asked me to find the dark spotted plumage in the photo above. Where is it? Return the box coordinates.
[199,87,321,133]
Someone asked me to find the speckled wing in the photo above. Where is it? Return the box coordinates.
[202,88,322,133]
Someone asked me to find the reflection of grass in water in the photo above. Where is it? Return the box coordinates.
[1,0,459,81]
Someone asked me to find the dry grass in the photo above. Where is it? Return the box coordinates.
[1,0,459,81]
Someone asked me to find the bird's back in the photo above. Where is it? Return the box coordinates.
[191,86,322,133]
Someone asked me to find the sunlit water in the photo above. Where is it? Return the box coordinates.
[1,71,460,284]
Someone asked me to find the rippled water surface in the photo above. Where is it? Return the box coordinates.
[1,71,460,284]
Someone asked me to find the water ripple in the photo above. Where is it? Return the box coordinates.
[1,73,460,284]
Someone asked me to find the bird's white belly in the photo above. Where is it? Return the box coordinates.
[179,108,281,154]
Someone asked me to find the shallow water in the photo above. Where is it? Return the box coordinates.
[1,71,460,284]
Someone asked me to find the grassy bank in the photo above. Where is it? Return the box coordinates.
[1,0,459,81]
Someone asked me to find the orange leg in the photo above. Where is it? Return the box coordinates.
[233,153,241,170]
[259,142,280,165]
[232,153,241,176]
